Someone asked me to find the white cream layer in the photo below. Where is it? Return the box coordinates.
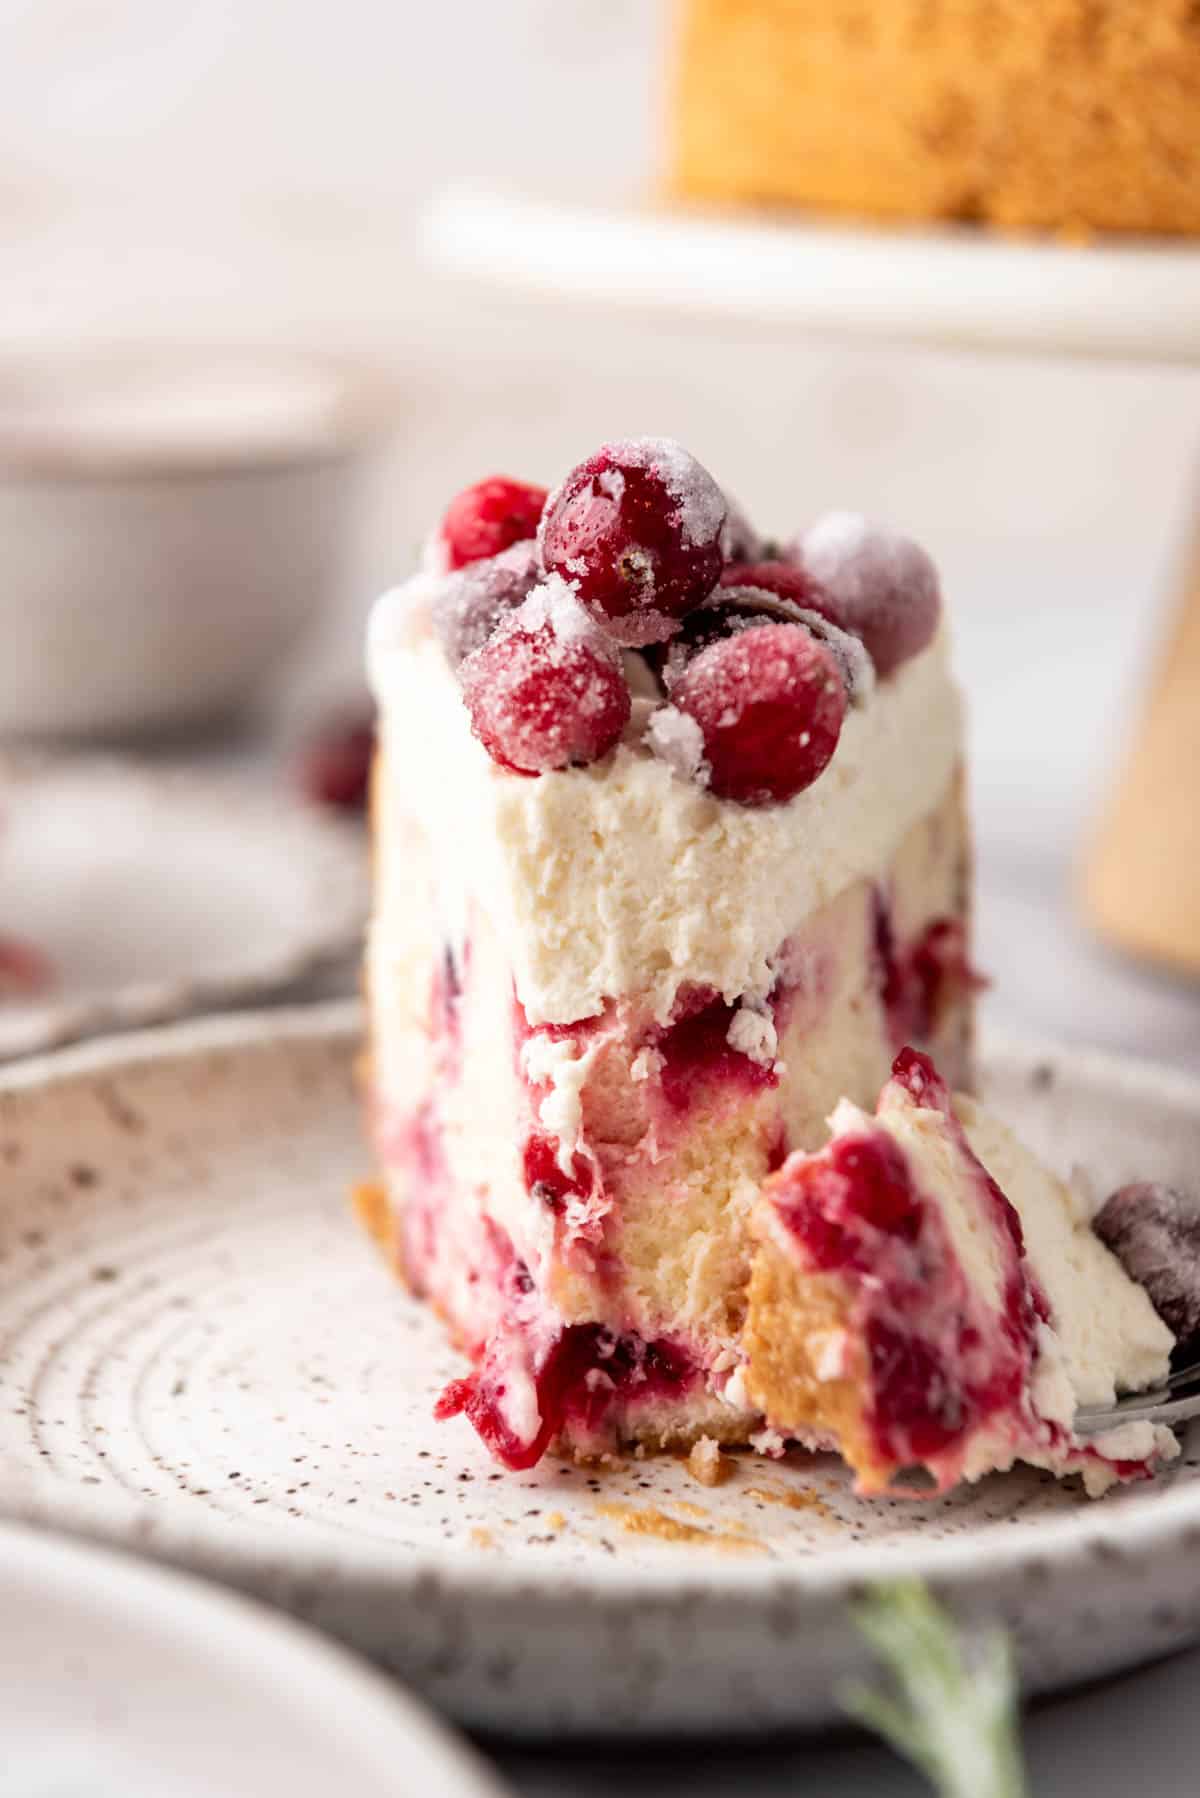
[954,1097,1175,1408]
[368,576,964,1028]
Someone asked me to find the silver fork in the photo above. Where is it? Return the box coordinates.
[1075,1359,1200,1435]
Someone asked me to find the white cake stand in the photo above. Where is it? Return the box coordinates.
[426,182,1200,979]
[425,182,1200,365]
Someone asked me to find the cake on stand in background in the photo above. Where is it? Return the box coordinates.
[426,4,1200,996]
[671,0,1200,238]
[671,0,1200,988]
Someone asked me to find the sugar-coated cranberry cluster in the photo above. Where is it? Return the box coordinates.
[428,439,941,806]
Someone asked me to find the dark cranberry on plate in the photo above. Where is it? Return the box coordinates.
[299,709,376,814]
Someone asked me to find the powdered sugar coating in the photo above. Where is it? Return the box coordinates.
[431,540,540,668]
[670,623,847,806]
[715,585,875,705]
[617,437,726,551]
[794,512,941,677]
[515,572,603,647]
[1095,1181,1200,1345]
[644,703,710,784]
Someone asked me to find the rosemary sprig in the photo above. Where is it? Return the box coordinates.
[844,1580,1029,1798]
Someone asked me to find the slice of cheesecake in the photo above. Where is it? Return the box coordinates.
[745,1048,1176,1496]
[365,438,980,1472]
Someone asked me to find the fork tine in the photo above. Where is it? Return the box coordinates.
[1075,1366,1200,1436]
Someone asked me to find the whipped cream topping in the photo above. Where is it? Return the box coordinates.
[368,576,964,1028]
[955,1097,1175,1407]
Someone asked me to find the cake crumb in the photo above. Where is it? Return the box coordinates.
[743,1483,831,1519]
[726,1004,778,1068]
[687,1435,729,1487]
[351,1181,391,1249]
[597,1502,763,1555]
[470,1527,495,1549]
[546,1511,567,1531]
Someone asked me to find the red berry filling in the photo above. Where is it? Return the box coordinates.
[653,986,779,1111]
[461,597,630,775]
[768,1050,1047,1478]
[874,901,985,1048]
[669,622,846,805]
[393,1098,449,1292]
[539,439,726,647]
[522,1130,596,1213]
[440,477,549,570]
[436,1323,697,1471]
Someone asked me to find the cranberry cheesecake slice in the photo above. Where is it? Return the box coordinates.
[365,439,974,1470]
[745,1049,1177,1496]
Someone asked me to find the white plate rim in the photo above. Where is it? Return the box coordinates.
[2,999,1200,1611]
[424,182,1200,364]
[0,1514,508,1798]
[0,755,365,1059]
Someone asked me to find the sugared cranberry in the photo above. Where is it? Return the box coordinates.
[298,709,375,813]
[668,622,846,805]
[539,438,726,647]
[705,572,874,700]
[720,559,828,613]
[431,540,540,667]
[794,512,941,677]
[461,584,631,775]
[1094,1181,1200,1346]
[440,477,549,571]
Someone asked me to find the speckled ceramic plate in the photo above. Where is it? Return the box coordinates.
[0,756,365,1059]
[0,1518,506,1798]
[1,1002,1198,1738]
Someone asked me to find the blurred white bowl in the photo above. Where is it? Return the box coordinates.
[0,349,391,738]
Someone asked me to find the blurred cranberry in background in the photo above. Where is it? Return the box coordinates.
[298,708,376,814]
[0,935,53,997]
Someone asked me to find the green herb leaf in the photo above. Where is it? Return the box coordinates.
[843,1580,1028,1798]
